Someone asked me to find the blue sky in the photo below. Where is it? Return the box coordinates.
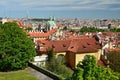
[0,0,120,19]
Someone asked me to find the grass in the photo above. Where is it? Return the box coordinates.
[0,70,38,80]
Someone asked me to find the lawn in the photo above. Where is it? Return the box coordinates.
[0,70,38,80]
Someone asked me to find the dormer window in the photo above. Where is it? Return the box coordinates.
[71,46,74,49]
[95,42,98,45]
[87,43,90,45]
[63,44,66,47]
[42,43,45,45]
[83,46,86,48]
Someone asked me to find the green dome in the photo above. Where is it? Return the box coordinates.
[46,21,56,27]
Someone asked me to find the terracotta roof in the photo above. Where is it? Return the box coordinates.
[68,38,101,53]
[102,32,120,38]
[37,38,101,53]
[28,32,49,38]
[27,29,56,38]
[67,35,89,40]
[0,19,14,23]
[39,40,71,52]
[105,48,120,52]
[7,19,14,22]
[103,32,113,36]
[16,21,31,29]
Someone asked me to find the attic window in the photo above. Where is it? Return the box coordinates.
[95,42,98,45]
[87,43,90,45]
[83,46,86,48]
[63,44,66,47]
[42,43,45,45]
[71,46,74,49]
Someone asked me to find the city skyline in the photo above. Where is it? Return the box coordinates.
[0,0,120,19]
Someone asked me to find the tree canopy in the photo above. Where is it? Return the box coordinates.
[0,22,36,71]
[71,55,119,80]
[46,48,72,79]
[110,28,120,32]
[80,27,105,33]
[108,51,120,72]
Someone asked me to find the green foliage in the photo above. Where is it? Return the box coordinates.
[108,24,111,29]
[63,26,68,31]
[69,29,76,32]
[46,57,72,78]
[71,68,83,80]
[47,48,55,62]
[108,51,120,72]
[25,27,33,31]
[0,22,36,71]
[80,27,105,33]
[46,49,72,78]
[110,28,120,32]
[71,55,119,80]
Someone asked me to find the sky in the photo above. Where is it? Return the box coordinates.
[0,0,120,19]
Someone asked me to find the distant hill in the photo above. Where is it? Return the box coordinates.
[0,17,2,20]
[31,18,50,21]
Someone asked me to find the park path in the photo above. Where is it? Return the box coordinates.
[26,67,53,80]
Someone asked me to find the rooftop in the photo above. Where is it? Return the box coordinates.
[37,38,101,53]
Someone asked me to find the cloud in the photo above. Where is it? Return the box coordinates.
[0,0,120,11]
[100,0,120,4]
[0,1,9,6]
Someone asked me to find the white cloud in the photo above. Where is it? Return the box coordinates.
[100,0,120,4]
[0,0,120,11]
[0,1,9,6]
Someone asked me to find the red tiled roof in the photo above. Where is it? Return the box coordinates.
[68,38,101,53]
[28,32,49,38]
[7,19,14,22]
[16,21,31,29]
[39,40,71,52]
[105,48,120,52]
[27,29,57,38]
[67,35,89,40]
[37,38,101,53]
[0,19,14,23]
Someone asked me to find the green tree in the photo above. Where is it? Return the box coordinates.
[110,28,120,32]
[108,51,120,72]
[81,55,97,80]
[47,48,55,62]
[108,24,111,29]
[71,68,83,80]
[46,48,72,78]
[25,27,33,31]
[80,27,105,33]
[63,26,68,31]
[0,22,36,71]
[71,55,119,80]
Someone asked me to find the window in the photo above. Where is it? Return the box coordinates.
[71,46,74,49]
[63,44,66,47]
[87,43,90,45]
[83,46,86,48]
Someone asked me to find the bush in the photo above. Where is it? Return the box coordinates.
[46,58,72,78]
